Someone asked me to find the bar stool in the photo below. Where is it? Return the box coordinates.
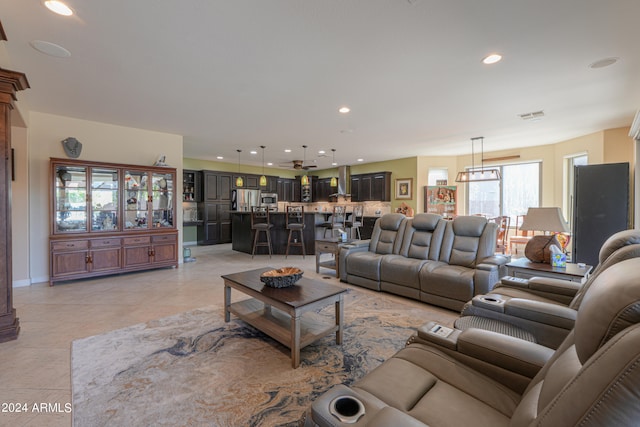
[344,204,364,239]
[321,205,346,238]
[285,205,305,258]
[251,206,273,258]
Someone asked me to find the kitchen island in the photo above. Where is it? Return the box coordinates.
[232,212,331,255]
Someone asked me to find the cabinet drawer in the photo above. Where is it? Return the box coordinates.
[124,236,151,245]
[316,242,338,252]
[152,234,177,243]
[51,240,89,251]
[90,238,122,248]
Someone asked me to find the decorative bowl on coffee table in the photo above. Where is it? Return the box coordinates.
[260,267,304,288]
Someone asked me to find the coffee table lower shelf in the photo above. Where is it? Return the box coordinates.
[222,267,346,368]
[228,298,340,353]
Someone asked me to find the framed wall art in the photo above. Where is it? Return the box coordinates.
[395,178,413,200]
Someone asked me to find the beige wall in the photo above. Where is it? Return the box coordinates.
[10,126,30,286]
[27,112,183,284]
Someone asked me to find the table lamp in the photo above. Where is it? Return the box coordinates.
[520,207,570,264]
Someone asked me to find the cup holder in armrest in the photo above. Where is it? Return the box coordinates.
[472,295,507,312]
[329,395,365,424]
[481,296,504,304]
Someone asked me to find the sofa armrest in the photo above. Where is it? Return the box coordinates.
[338,242,370,282]
[497,276,581,299]
[479,254,511,268]
[457,328,554,378]
[527,277,581,297]
[471,255,510,295]
[342,239,370,249]
[415,321,462,350]
[414,321,553,379]
[504,298,576,329]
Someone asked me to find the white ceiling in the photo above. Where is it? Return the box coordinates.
[1,0,639,170]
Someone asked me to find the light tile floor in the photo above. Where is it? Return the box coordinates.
[0,244,457,426]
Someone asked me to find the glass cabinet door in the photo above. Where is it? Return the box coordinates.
[55,165,88,233]
[124,170,150,229]
[90,168,119,231]
[151,172,174,228]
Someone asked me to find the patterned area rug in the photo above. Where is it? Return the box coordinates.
[72,288,456,427]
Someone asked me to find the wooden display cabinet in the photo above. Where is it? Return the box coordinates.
[49,158,178,285]
[425,185,457,219]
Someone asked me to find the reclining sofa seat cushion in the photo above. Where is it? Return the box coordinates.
[343,213,407,290]
[380,214,446,298]
[308,257,640,427]
[419,216,499,310]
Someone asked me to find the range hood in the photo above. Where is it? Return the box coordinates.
[330,166,351,197]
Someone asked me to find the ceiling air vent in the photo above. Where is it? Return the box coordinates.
[519,110,545,121]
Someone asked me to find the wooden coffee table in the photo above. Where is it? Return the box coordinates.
[221,267,347,368]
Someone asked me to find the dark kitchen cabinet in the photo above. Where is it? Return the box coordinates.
[314,178,334,202]
[350,172,391,202]
[371,172,391,201]
[198,202,232,245]
[360,216,379,240]
[203,171,232,202]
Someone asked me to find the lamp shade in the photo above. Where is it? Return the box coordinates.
[520,207,570,233]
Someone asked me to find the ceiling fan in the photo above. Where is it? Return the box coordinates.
[279,145,317,170]
[291,159,317,170]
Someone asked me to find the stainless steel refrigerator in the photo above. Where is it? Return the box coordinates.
[231,189,260,212]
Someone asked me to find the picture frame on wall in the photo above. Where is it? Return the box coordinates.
[395,178,413,200]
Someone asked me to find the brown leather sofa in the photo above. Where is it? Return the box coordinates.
[339,213,509,311]
[304,257,640,426]
[456,229,640,348]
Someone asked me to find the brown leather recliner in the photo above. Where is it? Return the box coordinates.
[457,229,640,348]
[304,257,640,426]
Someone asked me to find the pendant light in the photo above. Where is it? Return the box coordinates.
[455,136,501,182]
[330,149,338,187]
[259,145,267,187]
[235,149,244,187]
[300,145,309,186]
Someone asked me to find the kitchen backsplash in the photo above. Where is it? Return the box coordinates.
[277,201,392,217]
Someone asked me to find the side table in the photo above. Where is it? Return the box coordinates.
[506,257,592,283]
[315,238,355,277]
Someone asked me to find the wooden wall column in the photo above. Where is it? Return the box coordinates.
[0,67,29,343]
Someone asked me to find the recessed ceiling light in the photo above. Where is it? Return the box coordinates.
[332,162,338,166]
[318,150,325,154]
[267,162,273,166]
[44,1,73,16]
[284,149,292,153]
[250,150,257,155]
[357,158,364,162]
[589,57,618,69]
[338,106,351,114]
[482,53,502,65]
[216,156,223,160]
[29,40,71,58]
